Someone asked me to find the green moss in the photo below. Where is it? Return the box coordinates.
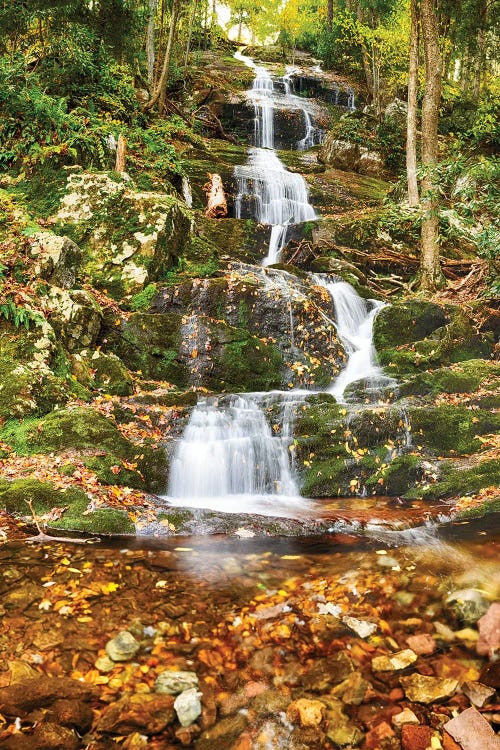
[399,360,500,397]
[300,457,350,497]
[217,334,283,392]
[366,454,422,495]
[72,350,133,397]
[408,460,500,500]
[0,479,89,516]
[373,301,449,351]
[130,283,158,312]
[408,406,500,455]
[456,500,500,520]
[50,507,135,535]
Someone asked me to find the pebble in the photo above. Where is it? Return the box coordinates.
[400,674,458,703]
[105,631,140,662]
[402,724,432,750]
[444,706,500,750]
[477,602,500,658]
[155,670,199,695]
[365,721,395,748]
[445,588,490,624]
[342,615,377,638]
[372,648,418,672]
[287,698,325,727]
[174,687,203,727]
[95,656,116,673]
[407,633,437,655]
[461,680,495,707]
[392,708,420,727]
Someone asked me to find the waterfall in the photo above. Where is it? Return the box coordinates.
[233,51,317,266]
[166,394,311,518]
[315,277,393,403]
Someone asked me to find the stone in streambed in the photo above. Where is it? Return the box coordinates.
[406,633,437,655]
[105,631,140,662]
[342,615,377,638]
[392,708,420,728]
[372,649,418,672]
[401,724,432,750]
[461,680,495,708]
[445,588,490,625]
[96,693,175,734]
[444,706,500,750]
[365,721,395,749]
[323,698,364,747]
[174,687,202,727]
[287,698,326,727]
[477,602,500,658]
[400,674,458,703]
[155,670,199,695]
[0,676,96,716]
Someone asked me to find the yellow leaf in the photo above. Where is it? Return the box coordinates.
[101,582,120,595]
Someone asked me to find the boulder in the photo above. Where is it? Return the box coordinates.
[45,288,102,352]
[71,349,133,396]
[30,232,82,289]
[96,693,175,734]
[319,135,384,176]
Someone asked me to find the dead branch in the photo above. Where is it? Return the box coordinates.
[24,498,99,545]
[204,173,228,218]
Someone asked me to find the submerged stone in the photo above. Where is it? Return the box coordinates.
[174,687,202,727]
[105,631,140,662]
[400,674,458,703]
[155,671,199,696]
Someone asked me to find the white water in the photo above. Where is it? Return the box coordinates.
[233,51,317,266]
[167,394,312,518]
[315,277,392,403]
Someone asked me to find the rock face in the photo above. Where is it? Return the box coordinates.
[319,135,384,176]
[31,232,82,289]
[55,171,194,298]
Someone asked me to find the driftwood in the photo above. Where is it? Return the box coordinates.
[194,106,239,144]
[204,173,228,218]
[115,134,127,173]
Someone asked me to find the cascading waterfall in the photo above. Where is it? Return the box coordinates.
[233,50,317,267]
[314,277,393,403]
[167,394,311,518]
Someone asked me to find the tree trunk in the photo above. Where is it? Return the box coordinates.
[406,0,420,207]
[356,3,374,102]
[115,134,127,173]
[147,0,157,91]
[204,174,227,218]
[472,0,487,101]
[419,0,445,291]
[143,0,180,113]
[184,0,197,68]
[327,0,334,29]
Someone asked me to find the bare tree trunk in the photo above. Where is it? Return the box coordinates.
[406,0,420,207]
[115,134,127,173]
[184,0,197,68]
[147,0,157,91]
[472,0,487,101]
[204,174,227,218]
[419,0,445,291]
[356,3,375,102]
[327,0,334,29]
[143,0,180,113]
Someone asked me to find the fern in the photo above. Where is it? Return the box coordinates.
[0,299,44,330]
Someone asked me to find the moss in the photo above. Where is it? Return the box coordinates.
[408,406,500,455]
[409,460,500,501]
[133,390,197,407]
[50,507,135,535]
[72,350,133,397]
[366,454,422,495]
[0,479,89,516]
[399,360,500,397]
[216,333,283,392]
[300,457,351,497]
[130,283,158,312]
[455,500,500,520]
[373,301,449,351]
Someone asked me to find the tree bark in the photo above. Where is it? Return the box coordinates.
[115,134,127,173]
[406,0,420,207]
[419,0,445,291]
[147,0,157,91]
[327,0,334,29]
[472,0,488,101]
[143,0,180,113]
[184,0,197,68]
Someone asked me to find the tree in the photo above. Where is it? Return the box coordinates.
[143,0,181,114]
[406,0,419,207]
[419,0,445,290]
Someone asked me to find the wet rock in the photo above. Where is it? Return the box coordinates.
[96,693,175,734]
[251,689,290,716]
[343,616,378,638]
[155,670,199,695]
[31,232,82,289]
[0,676,96,715]
[95,656,116,673]
[303,652,354,691]
[444,706,500,750]
[105,631,140,662]
[48,698,94,733]
[196,714,248,750]
[401,724,432,750]
[318,136,384,177]
[2,582,45,611]
[445,588,490,625]
[477,602,500,658]
[372,649,418,672]
[287,698,326,727]
[461,680,495,708]
[392,708,420,728]
[174,687,203,727]
[400,674,458,703]
[333,671,370,706]
[365,721,395,749]
[406,633,437,655]
[324,697,364,747]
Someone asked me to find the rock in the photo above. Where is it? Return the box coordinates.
[401,724,432,750]
[96,693,175,734]
[105,631,140,662]
[444,706,500,750]
[0,676,96,716]
[377,555,400,569]
[406,633,437,655]
[30,722,80,750]
[95,656,116,673]
[318,135,384,176]
[365,721,395,749]
[174,687,203,727]
[445,588,490,625]
[392,708,420,728]
[303,653,354,691]
[461,680,495,708]
[287,698,326,727]
[196,714,248,750]
[46,288,102,352]
[400,674,458,703]
[477,602,500,658]
[48,698,94,733]
[335,671,370,706]
[384,98,408,123]
[31,232,82,289]
[71,349,133,396]
[372,649,418,672]
[342,616,377,638]
[324,698,364,747]
[155,670,199,695]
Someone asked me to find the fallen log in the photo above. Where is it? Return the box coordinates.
[204,173,228,218]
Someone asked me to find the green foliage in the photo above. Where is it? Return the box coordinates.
[130,284,158,312]
[0,299,44,330]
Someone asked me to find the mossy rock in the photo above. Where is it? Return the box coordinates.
[195,216,272,265]
[408,406,500,456]
[373,300,449,351]
[407,460,500,501]
[133,390,198,407]
[300,456,351,497]
[365,453,423,496]
[110,312,188,386]
[71,349,134,397]
[0,479,89,516]
[399,360,500,397]
[50,507,135,535]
